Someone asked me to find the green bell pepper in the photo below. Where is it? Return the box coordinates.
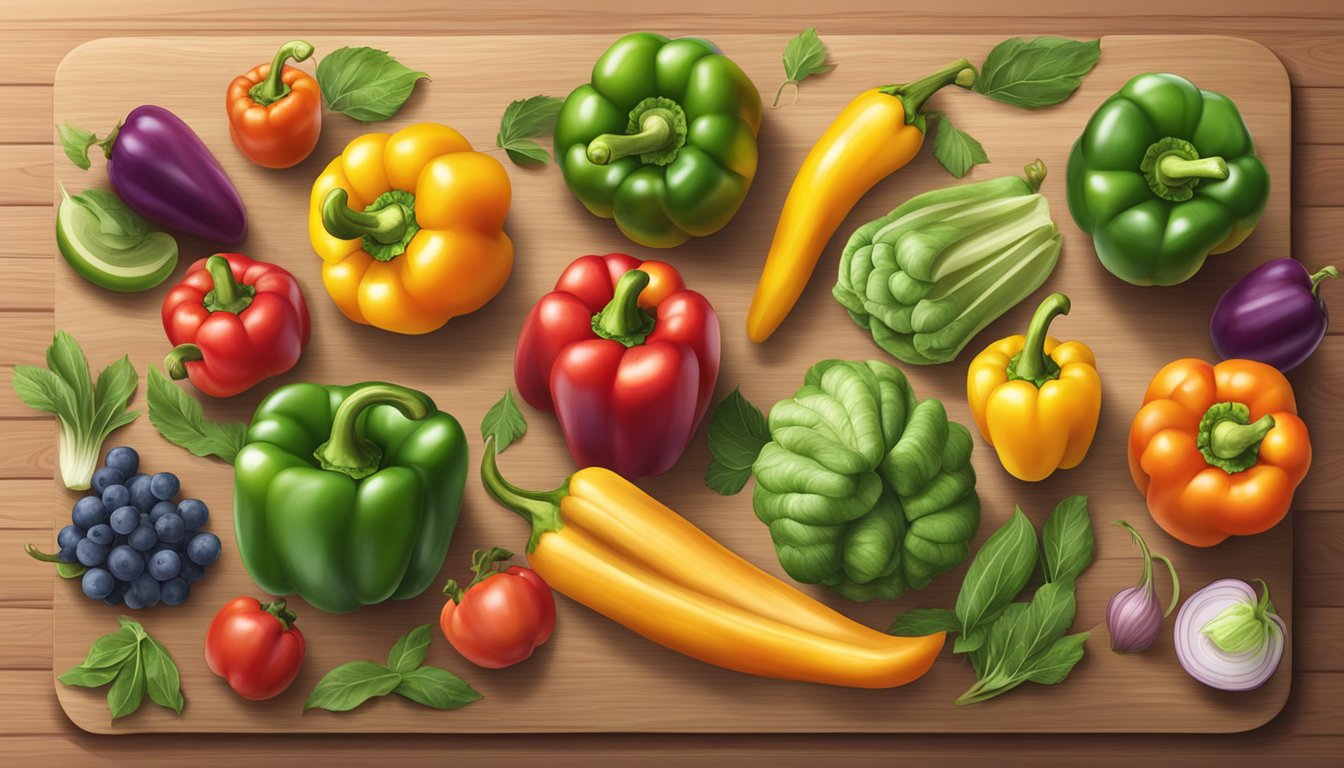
[233,382,467,614]
[554,32,762,249]
[1066,72,1271,286]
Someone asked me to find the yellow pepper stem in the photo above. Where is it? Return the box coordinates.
[1009,292,1070,387]
[878,59,978,128]
[481,437,567,552]
[321,188,418,261]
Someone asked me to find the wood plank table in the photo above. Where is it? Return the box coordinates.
[2,1,1343,764]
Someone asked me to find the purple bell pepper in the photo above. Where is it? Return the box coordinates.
[60,105,247,244]
[1209,258,1338,372]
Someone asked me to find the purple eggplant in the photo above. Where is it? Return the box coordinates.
[1209,258,1339,371]
[60,105,247,244]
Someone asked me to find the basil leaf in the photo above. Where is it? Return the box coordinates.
[480,389,527,454]
[930,115,989,178]
[706,388,769,470]
[76,626,139,669]
[70,188,147,241]
[889,608,961,637]
[955,508,1037,642]
[304,661,402,713]
[704,459,752,497]
[59,665,121,688]
[58,121,98,170]
[141,637,184,715]
[106,643,146,719]
[146,366,246,463]
[496,95,563,167]
[117,615,148,641]
[1024,631,1090,685]
[386,625,432,674]
[317,47,428,122]
[953,624,990,654]
[774,28,834,107]
[973,37,1101,109]
[1041,495,1093,584]
[982,581,1076,682]
[504,142,551,167]
[393,666,482,710]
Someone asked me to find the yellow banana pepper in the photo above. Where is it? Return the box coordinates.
[967,293,1101,482]
[309,123,513,335]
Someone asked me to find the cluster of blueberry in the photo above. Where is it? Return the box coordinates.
[57,446,222,609]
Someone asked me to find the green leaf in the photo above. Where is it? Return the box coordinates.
[982,581,1077,679]
[1023,631,1090,685]
[889,608,961,637]
[59,665,121,688]
[480,389,527,454]
[973,37,1101,109]
[930,115,989,178]
[954,508,1037,642]
[24,543,87,578]
[706,388,769,470]
[58,121,98,170]
[11,364,76,418]
[117,615,147,641]
[76,626,140,670]
[774,28,834,107]
[106,643,146,719]
[146,366,246,463]
[46,331,94,427]
[1041,495,1093,584]
[392,666,482,710]
[92,355,140,440]
[497,95,563,167]
[953,624,989,654]
[704,459,752,497]
[141,637,184,715]
[386,625,432,674]
[317,47,428,122]
[304,661,402,713]
[70,188,148,241]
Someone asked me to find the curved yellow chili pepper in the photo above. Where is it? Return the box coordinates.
[747,60,977,343]
[967,293,1102,481]
[308,123,513,335]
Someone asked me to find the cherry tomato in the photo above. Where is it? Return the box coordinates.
[205,596,306,700]
[440,547,556,669]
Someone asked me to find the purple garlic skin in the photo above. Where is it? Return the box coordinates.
[1107,585,1164,653]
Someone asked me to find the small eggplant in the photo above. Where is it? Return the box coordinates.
[1106,521,1180,654]
[60,106,247,244]
[1210,258,1338,372]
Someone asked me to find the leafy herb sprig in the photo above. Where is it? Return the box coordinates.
[146,366,246,463]
[890,496,1095,705]
[61,616,183,720]
[703,388,770,495]
[496,95,564,166]
[481,389,527,453]
[316,46,428,122]
[774,28,835,108]
[305,625,481,713]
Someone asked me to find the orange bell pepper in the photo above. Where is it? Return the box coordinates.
[1128,358,1311,547]
[227,41,322,169]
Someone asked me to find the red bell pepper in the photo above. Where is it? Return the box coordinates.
[205,596,306,701]
[161,253,310,397]
[515,253,720,479]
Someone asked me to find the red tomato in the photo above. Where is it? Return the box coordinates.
[205,596,306,700]
[440,548,556,669]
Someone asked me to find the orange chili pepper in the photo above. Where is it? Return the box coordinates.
[227,40,322,169]
[1128,358,1311,547]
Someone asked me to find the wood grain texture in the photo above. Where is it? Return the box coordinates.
[44,34,1296,736]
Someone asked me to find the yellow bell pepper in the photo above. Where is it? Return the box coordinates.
[309,123,513,335]
[967,293,1101,481]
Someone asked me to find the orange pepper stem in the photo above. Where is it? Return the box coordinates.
[1311,265,1340,298]
[249,40,315,107]
[1210,413,1275,459]
[203,254,255,314]
[878,58,978,128]
[321,188,417,261]
[1197,401,1275,473]
[480,437,567,553]
[163,343,203,380]
[592,270,655,347]
[1009,292,1070,387]
[313,384,430,481]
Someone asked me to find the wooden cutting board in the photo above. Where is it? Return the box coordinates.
[50,34,1293,734]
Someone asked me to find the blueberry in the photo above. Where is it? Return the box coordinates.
[122,586,146,610]
[149,473,180,501]
[57,524,82,550]
[129,574,160,609]
[148,549,180,581]
[128,525,157,552]
[101,581,125,607]
[57,543,78,563]
[90,467,125,495]
[75,538,108,567]
[179,558,205,583]
[160,577,189,606]
[81,567,114,600]
[71,496,107,530]
[149,500,176,525]
[139,512,150,527]
[126,472,146,488]
[177,499,209,531]
[107,544,145,581]
[103,446,139,477]
[101,483,130,511]
[86,523,114,546]
[155,513,185,544]
[186,531,222,566]
[129,475,156,512]
[109,505,139,535]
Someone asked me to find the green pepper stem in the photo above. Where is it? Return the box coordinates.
[1157,154,1228,184]
[321,188,409,245]
[263,599,298,631]
[314,384,431,480]
[1011,293,1070,387]
[1311,266,1341,298]
[592,270,655,347]
[163,344,204,380]
[879,58,978,126]
[248,40,315,107]
[203,255,255,314]
[1210,413,1275,459]
[587,111,675,165]
[480,438,567,553]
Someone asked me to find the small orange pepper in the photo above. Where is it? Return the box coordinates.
[227,40,322,169]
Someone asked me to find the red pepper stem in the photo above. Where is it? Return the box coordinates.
[314,384,431,480]
[592,270,656,347]
[879,58,978,127]
[249,40,315,107]
[1011,293,1070,386]
[262,599,297,631]
[1311,265,1340,298]
[163,344,204,380]
[203,255,255,314]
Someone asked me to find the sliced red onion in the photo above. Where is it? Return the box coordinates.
[1174,578,1285,691]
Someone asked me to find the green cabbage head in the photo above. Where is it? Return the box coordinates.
[752,360,980,601]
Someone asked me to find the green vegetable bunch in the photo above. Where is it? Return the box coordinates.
[61,616,183,719]
[746,360,980,601]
